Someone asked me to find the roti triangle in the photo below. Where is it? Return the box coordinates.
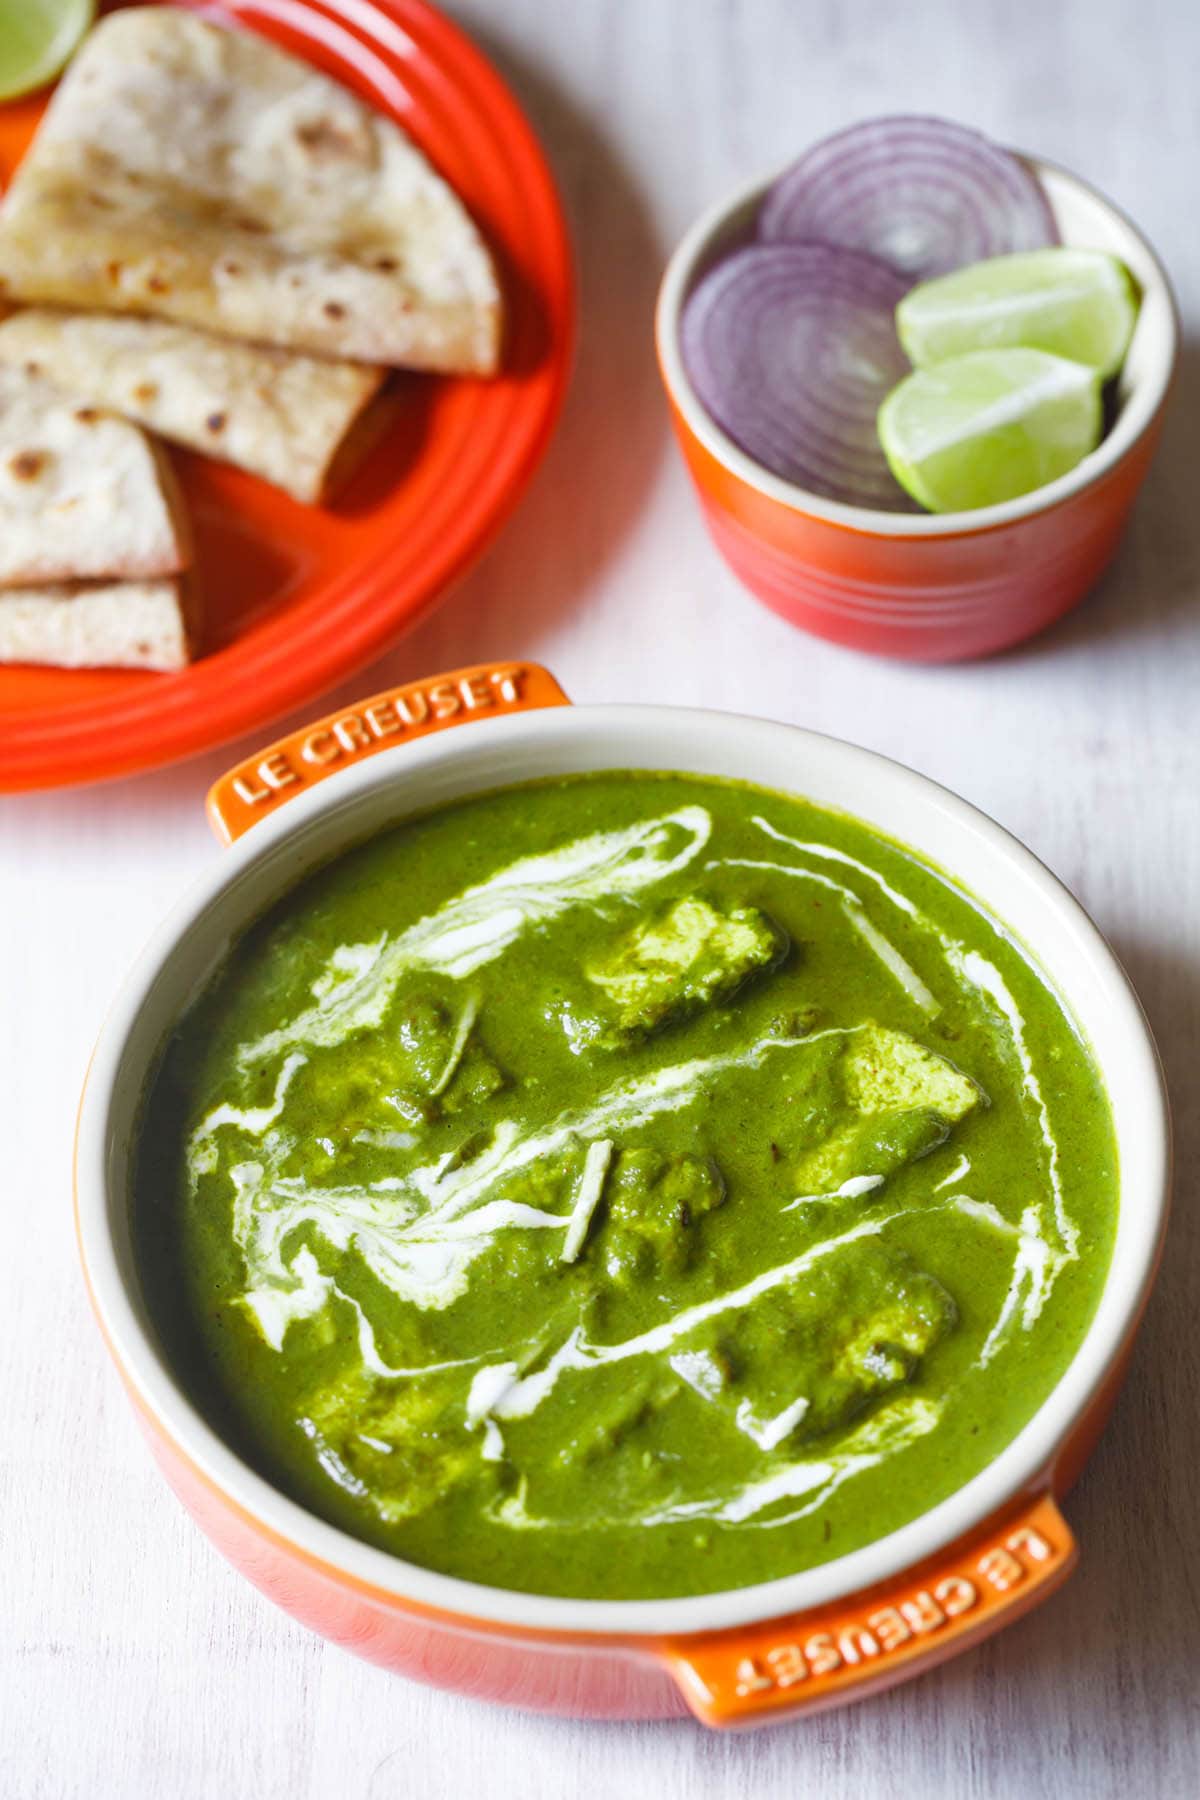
[0,7,502,374]
[0,364,189,588]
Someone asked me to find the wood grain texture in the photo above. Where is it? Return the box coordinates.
[2,1,1198,1793]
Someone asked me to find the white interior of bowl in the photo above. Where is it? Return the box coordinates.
[656,156,1179,537]
[76,708,1170,1639]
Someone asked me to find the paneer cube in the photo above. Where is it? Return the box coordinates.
[587,895,787,1040]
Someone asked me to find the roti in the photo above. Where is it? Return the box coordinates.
[0,364,189,587]
[0,579,190,670]
[0,8,502,374]
[0,310,386,504]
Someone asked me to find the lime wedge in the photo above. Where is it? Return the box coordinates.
[897,247,1139,379]
[0,0,94,103]
[877,347,1103,513]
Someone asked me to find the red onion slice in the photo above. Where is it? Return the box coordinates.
[760,116,1058,282]
[681,242,914,508]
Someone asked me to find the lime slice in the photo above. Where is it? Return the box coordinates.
[897,247,1139,379]
[0,0,94,103]
[877,347,1103,513]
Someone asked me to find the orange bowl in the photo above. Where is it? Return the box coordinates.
[74,665,1172,1726]
[656,157,1177,661]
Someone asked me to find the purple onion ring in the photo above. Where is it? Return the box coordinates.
[760,115,1058,282]
[681,242,914,509]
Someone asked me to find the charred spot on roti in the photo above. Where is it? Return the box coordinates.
[23,361,41,378]
[295,115,373,164]
[132,382,159,404]
[74,407,100,424]
[8,449,49,481]
[323,302,347,320]
[375,257,398,273]
[146,275,171,294]
[105,262,123,284]
[206,412,227,434]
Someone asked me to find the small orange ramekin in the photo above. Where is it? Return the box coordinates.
[656,158,1178,661]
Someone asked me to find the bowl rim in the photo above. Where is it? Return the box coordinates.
[655,152,1180,539]
[75,704,1172,1639]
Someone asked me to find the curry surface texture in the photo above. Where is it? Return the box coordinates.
[134,773,1117,1599]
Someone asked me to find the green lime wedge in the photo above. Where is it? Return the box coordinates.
[0,0,94,103]
[897,247,1140,380]
[877,347,1103,513]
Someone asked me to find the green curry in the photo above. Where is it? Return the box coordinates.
[135,773,1117,1599]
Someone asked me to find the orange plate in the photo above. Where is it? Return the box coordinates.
[0,0,574,791]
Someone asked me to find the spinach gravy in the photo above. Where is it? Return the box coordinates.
[135,773,1117,1598]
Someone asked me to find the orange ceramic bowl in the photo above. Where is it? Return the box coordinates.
[656,158,1178,661]
[75,665,1170,1726]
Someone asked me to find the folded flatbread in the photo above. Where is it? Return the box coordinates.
[0,579,190,670]
[0,7,502,374]
[0,365,189,587]
[0,310,386,504]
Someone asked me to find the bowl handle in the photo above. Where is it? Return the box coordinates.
[205,662,572,844]
[659,1492,1075,1728]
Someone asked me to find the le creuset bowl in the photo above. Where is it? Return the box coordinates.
[75,662,1170,1727]
[656,157,1178,662]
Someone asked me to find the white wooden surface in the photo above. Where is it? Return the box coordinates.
[3,1,1199,1793]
